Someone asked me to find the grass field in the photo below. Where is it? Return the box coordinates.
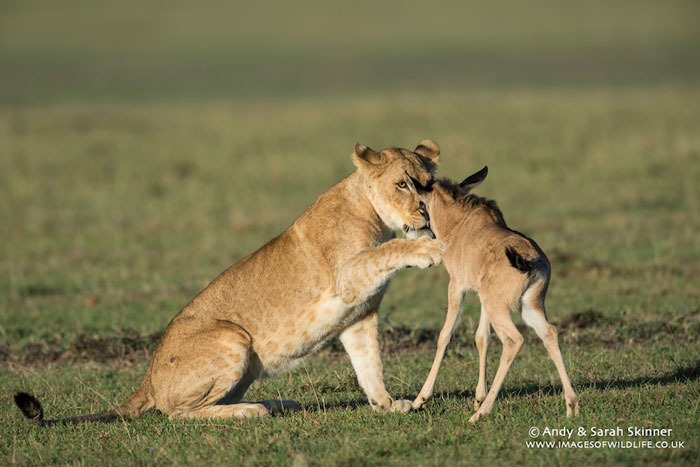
[1,1,699,465]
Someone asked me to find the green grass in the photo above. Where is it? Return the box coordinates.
[1,0,699,465]
[2,0,699,104]
[3,344,699,465]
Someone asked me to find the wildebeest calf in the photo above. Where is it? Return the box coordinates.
[407,167,579,422]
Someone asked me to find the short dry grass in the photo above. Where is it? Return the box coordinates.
[1,1,699,465]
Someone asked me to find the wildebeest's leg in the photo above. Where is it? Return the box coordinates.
[469,293,524,423]
[521,281,579,417]
[474,305,491,410]
[412,280,465,409]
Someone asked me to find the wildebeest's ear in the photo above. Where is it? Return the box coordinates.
[352,143,383,168]
[414,139,440,170]
[459,166,488,191]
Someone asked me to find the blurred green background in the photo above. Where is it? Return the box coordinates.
[1,1,699,464]
[2,0,699,104]
[1,0,698,339]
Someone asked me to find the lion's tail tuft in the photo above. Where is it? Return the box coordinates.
[12,391,139,427]
[14,392,45,425]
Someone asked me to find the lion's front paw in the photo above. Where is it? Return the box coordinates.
[406,238,443,269]
[389,399,413,413]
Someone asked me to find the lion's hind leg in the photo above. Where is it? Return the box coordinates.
[173,403,270,419]
[151,321,269,419]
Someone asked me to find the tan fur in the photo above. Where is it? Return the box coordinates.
[104,140,444,420]
[411,175,579,422]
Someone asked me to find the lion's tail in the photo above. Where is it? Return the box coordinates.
[14,379,154,427]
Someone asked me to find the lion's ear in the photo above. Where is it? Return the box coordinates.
[414,139,440,170]
[352,143,383,168]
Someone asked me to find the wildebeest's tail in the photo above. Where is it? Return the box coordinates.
[13,379,154,427]
[505,246,539,274]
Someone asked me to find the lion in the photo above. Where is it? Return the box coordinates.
[14,140,444,424]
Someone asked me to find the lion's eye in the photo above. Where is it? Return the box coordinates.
[397,181,408,189]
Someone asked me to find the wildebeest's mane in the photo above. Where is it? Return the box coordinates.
[436,178,506,227]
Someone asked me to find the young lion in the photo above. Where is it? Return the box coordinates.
[408,167,579,422]
[14,140,444,424]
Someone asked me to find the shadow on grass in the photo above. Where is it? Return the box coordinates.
[304,398,365,413]
[429,359,700,403]
[188,359,700,414]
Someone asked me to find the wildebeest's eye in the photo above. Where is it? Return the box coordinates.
[397,181,408,189]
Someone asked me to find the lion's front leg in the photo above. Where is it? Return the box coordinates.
[336,237,443,305]
[339,312,412,413]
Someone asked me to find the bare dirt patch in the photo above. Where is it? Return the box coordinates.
[3,309,698,367]
[1,331,161,367]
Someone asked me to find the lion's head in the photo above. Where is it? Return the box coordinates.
[352,139,440,236]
